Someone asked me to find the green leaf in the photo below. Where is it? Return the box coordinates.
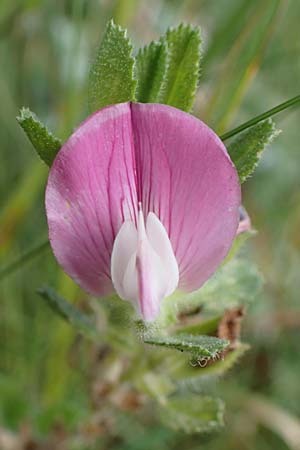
[17,108,62,166]
[143,333,229,359]
[170,343,250,382]
[194,258,262,312]
[163,257,263,316]
[160,24,201,112]
[135,40,168,103]
[37,286,99,340]
[197,343,250,377]
[160,394,224,433]
[228,119,279,182]
[139,373,175,403]
[220,94,300,141]
[174,315,222,336]
[88,19,136,112]
[222,229,256,264]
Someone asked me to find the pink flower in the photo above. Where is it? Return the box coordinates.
[46,103,241,321]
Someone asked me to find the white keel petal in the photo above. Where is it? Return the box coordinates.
[111,209,179,321]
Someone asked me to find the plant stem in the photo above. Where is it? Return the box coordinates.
[0,240,49,281]
[220,94,300,141]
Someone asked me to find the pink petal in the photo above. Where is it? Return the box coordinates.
[46,103,138,296]
[130,103,241,293]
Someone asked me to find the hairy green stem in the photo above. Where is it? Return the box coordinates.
[220,94,300,141]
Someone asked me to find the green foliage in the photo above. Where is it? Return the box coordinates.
[2,2,300,448]
[88,19,136,112]
[0,240,49,281]
[143,333,229,359]
[220,95,300,141]
[198,343,250,377]
[223,229,256,263]
[174,315,222,336]
[0,373,29,429]
[139,372,175,402]
[159,24,201,112]
[195,257,263,312]
[158,251,261,328]
[111,410,175,450]
[228,119,279,182]
[37,286,99,340]
[16,108,61,166]
[160,394,224,433]
[202,0,255,68]
[171,343,250,382]
[165,257,263,316]
[135,40,168,102]
[204,0,283,130]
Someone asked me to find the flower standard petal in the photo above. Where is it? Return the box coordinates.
[46,103,138,296]
[130,103,241,293]
[46,102,241,321]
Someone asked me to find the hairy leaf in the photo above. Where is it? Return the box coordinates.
[88,19,136,112]
[223,229,256,264]
[160,394,224,433]
[143,333,229,359]
[37,286,98,340]
[164,257,263,316]
[17,108,61,166]
[198,343,250,376]
[228,119,279,182]
[139,373,175,402]
[169,343,250,383]
[160,24,201,112]
[135,40,168,103]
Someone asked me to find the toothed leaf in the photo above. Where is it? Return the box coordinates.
[17,108,61,166]
[160,24,201,112]
[227,119,280,183]
[88,19,136,112]
[160,394,224,433]
[163,257,263,318]
[143,333,229,359]
[171,343,250,381]
[198,343,250,376]
[135,40,168,102]
[223,229,256,263]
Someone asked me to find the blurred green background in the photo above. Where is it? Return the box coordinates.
[0,0,299,449]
